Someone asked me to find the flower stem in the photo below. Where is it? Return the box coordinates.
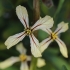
[30,0,40,70]
[33,0,40,23]
[30,56,37,70]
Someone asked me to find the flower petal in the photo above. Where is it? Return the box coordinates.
[29,34,42,57]
[54,22,68,35]
[20,62,29,70]
[0,57,20,69]
[40,37,53,53]
[55,37,68,58]
[37,58,46,68]
[16,5,29,28]
[31,15,54,31]
[5,32,26,49]
[27,56,31,61]
[16,43,26,54]
[42,28,52,35]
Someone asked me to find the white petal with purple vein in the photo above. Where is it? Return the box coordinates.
[16,5,29,28]
[5,31,26,49]
[29,34,42,57]
[54,22,68,34]
[40,37,53,53]
[55,37,68,58]
[31,15,54,31]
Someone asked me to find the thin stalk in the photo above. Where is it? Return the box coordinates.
[30,56,37,70]
[33,0,40,23]
[30,0,40,70]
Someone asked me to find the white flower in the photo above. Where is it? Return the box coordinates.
[40,22,69,58]
[37,58,46,68]
[5,5,54,57]
[0,43,31,70]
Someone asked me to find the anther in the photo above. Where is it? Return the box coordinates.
[51,32,57,40]
[25,28,32,35]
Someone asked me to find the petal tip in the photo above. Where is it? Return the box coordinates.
[16,5,22,8]
[4,42,11,49]
[64,54,68,58]
[7,47,10,49]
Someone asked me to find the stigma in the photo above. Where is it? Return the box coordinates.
[51,32,57,40]
[25,28,32,35]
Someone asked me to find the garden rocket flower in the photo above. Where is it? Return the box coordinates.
[40,22,68,58]
[5,5,54,57]
[0,43,31,70]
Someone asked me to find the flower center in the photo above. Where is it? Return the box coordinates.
[25,28,32,35]
[51,32,57,40]
[19,54,27,62]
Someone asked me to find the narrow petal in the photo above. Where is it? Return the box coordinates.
[42,28,52,35]
[29,34,42,57]
[0,57,20,69]
[5,32,26,49]
[27,56,31,61]
[16,43,26,54]
[37,58,46,68]
[31,15,54,31]
[20,62,29,70]
[54,22,68,35]
[55,37,68,58]
[16,5,29,28]
[40,37,53,53]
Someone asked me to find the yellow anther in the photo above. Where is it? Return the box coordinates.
[19,54,27,62]
[25,28,32,35]
[51,32,57,40]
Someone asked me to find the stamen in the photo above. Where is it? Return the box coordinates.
[25,28,32,35]
[51,32,57,40]
[19,54,27,62]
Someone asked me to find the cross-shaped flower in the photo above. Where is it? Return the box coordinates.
[40,22,68,58]
[5,5,54,57]
[0,43,31,70]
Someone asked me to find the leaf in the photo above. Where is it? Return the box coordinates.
[61,65,68,70]
[43,48,70,70]
[38,30,48,41]
[0,0,4,17]
[0,42,6,50]
[54,0,65,18]
[3,21,23,39]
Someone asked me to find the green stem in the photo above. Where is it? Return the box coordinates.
[30,0,40,70]
[30,56,37,70]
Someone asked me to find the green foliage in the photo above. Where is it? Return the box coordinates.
[0,0,70,70]
[61,65,68,70]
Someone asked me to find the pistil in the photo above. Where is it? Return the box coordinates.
[51,32,57,40]
[25,28,32,35]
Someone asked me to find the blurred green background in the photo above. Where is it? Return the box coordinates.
[0,0,70,70]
